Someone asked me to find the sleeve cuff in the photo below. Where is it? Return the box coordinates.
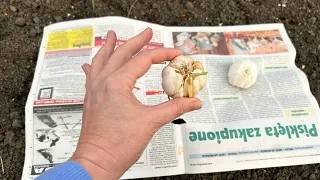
[35,161,92,180]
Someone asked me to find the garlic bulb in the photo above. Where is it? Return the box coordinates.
[228,59,258,89]
[162,55,207,99]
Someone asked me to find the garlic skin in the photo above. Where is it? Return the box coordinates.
[162,55,207,99]
[162,66,184,98]
[228,60,258,89]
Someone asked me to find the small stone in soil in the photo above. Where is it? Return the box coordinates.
[308,17,316,24]
[12,119,23,128]
[18,11,24,16]
[15,17,26,26]
[311,72,317,79]
[5,131,15,145]
[30,29,37,37]
[15,140,23,149]
[32,2,39,8]
[25,0,32,7]
[9,5,17,12]
[152,3,158,9]
[10,111,19,119]
[37,28,42,34]
[309,174,316,180]
[33,17,40,24]
[186,1,194,10]
[54,16,63,22]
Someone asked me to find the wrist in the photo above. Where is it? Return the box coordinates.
[70,142,124,180]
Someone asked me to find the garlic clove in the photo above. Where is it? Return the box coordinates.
[162,66,184,97]
[193,61,205,71]
[183,69,208,98]
[228,60,258,89]
[192,69,207,90]
[186,76,194,98]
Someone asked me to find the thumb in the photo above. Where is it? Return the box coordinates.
[81,63,91,77]
[150,97,202,127]
[81,63,91,89]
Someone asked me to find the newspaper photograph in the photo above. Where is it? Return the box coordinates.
[224,30,289,55]
[173,32,229,55]
[22,16,320,179]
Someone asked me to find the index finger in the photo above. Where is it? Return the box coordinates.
[99,28,153,78]
[116,48,182,84]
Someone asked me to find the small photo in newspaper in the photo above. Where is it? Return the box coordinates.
[36,114,58,128]
[38,87,54,100]
[224,30,289,55]
[35,148,55,164]
[172,32,230,55]
[35,129,60,148]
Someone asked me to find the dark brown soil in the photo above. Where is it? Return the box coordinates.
[0,0,319,179]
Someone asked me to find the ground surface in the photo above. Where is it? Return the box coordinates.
[0,0,319,179]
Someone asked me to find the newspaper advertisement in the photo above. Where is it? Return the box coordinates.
[22,16,320,179]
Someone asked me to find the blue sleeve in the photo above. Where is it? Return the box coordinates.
[35,161,92,180]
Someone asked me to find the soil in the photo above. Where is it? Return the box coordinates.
[0,0,319,179]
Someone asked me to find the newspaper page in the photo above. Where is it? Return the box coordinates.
[22,16,320,180]
[166,24,320,174]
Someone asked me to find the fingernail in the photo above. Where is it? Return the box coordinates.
[106,30,110,38]
[192,99,202,110]
[145,27,152,32]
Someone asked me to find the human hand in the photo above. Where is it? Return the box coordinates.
[70,28,202,180]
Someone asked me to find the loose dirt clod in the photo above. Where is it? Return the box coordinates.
[9,5,17,12]
[14,17,26,26]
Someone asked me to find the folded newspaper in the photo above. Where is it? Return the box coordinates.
[23,16,320,179]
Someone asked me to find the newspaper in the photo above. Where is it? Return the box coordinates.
[22,16,320,179]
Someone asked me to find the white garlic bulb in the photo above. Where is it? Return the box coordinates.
[162,55,207,99]
[228,59,258,89]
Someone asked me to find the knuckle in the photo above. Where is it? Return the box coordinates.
[126,47,137,58]
[103,78,116,91]
[103,76,123,93]
[104,76,114,85]
[138,49,150,55]
[124,73,137,84]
